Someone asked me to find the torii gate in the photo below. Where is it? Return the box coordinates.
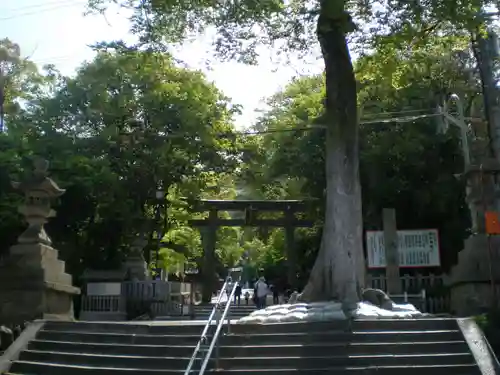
[189,199,314,301]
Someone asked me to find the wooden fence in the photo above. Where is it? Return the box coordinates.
[367,273,450,314]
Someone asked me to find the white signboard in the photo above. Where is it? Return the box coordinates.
[86,282,122,296]
[366,229,440,268]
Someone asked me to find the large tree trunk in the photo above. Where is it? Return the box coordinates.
[300,5,365,307]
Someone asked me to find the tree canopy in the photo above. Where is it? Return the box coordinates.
[0,40,242,282]
[0,0,489,299]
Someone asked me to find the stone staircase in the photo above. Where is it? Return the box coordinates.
[155,303,255,321]
[193,303,255,320]
[1,321,202,374]
[213,319,488,375]
[0,318,496,375]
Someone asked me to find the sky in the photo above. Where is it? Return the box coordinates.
[0,0,324,128]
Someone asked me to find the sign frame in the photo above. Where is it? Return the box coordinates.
[366,228,441,269]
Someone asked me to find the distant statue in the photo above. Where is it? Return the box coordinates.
[288,291,299,304]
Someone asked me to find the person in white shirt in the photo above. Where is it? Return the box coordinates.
[254,277,268,309]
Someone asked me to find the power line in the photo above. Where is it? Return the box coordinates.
[7,112,443,139]
[2,0,78,12]
[0,1,86,21]
[361,108,430,118]
[241,113,441,136]
[361,113,441,125]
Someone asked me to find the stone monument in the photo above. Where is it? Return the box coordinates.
[448,138,500,316]
[0,158,80,324]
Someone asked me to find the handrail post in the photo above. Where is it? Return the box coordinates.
[216,304,220,327]
[183,276,231,375]
[215,329,221,369]
[226,300,231,334]
[185,276,241,375]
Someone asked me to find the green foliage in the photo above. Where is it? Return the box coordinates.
[239,34,476,275]
[86,0,500,71]
[87,0,498,301]
[0,3,489,291]
[0,40,241,281]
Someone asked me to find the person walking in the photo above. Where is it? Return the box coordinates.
[272,284,280,305]
[234,283,242,305]
[244,290,250,305]
[255,277,268,309]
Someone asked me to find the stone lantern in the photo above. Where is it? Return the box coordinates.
[448,151,500,315]
[11,158,65,246]
[123,227,150,281]
[0,158,80,324]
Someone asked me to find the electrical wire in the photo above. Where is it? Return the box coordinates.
[0,1,86,21]
[361,113,441,125]
[2,0,79,11]
[361,108,431,118]
[7,112,440,140]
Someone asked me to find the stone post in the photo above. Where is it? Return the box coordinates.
[383,208,401,295]
[0,158,80,324]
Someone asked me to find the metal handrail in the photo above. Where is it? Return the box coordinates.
[183,277,232,375]
[198,280,238,375]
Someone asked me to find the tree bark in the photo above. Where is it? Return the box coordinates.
[300,6,365,307]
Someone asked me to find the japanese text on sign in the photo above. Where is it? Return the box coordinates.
[366,229,440,268]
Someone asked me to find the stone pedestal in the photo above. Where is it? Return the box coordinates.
[80,269,126,321]
[0,243,80,324]
[449,156,500,316]
[123,255,150,281]
[0,158,80,324]
[449,235,500,315]
[123,233,150,281]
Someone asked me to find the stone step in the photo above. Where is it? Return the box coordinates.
[36,330,205,346]
[223,330,463,345]
[194,313,253,319]
[28,340,196,357]
[221,340,470,357]
[28,339,470,358]
[350,319,458,331]
[213,365,481,375]
[6,362,481,375]
[216,352,476,369]
[195,308,255,314]
[18,350,191,370]
[194,310,253,315]
[16,349,477,371]
[195,308,255,312]
[43,321,206,335]
[230,319,457,334]
[7,361,182,375]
